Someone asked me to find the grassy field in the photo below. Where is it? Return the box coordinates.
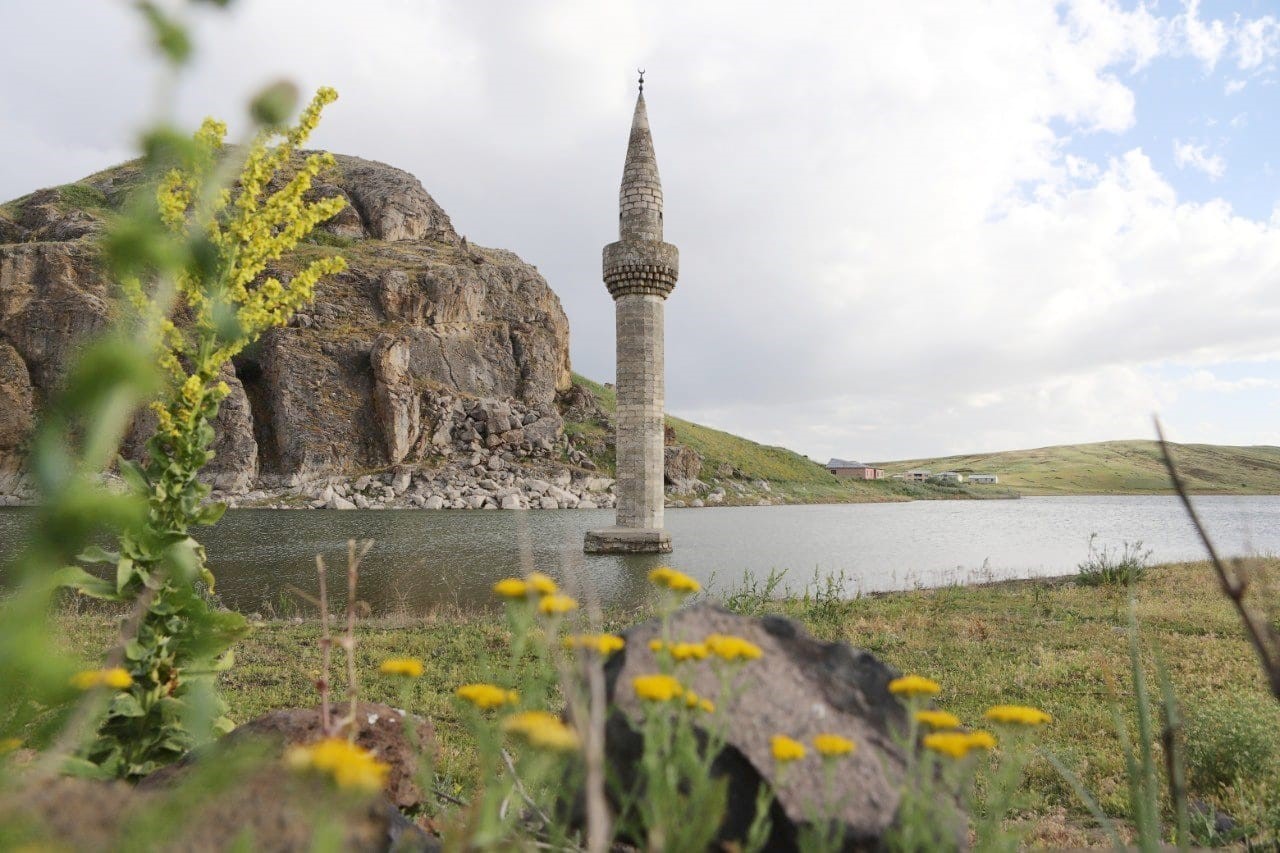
[569,374,1015,505]
[54,560,1280,847]
[876,440,1280,495]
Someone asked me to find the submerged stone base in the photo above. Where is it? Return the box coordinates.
[584,526,672,554]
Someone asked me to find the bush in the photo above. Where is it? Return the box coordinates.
[1075,534,1151,587]
[1184,694,1279,793]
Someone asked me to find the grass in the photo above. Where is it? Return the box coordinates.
[52,559,1280,846]
[570,374,1016,505]
[876,440,1280,495]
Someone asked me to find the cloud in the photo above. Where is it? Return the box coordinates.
[1224,78,1247,95]
[1234,15,1280,69]
[2,0,1280,461]
[1172,139,1226,178]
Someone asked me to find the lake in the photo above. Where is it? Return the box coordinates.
[1,495,1277,614]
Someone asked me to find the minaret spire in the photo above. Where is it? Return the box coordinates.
[586,77,680,555]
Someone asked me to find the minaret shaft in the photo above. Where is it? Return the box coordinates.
[585,85,679,555]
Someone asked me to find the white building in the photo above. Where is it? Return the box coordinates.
[935,471,963,483]
[968,473,999,484]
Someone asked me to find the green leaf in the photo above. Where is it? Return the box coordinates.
[195,501,227,527]
[61,755,116,780]
[108,692,146,718]
[51,566,122,601]
[116,557,135,594]
[118,457,150,494]
[78,545,120,564]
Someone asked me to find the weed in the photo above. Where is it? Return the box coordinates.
[1076,533,1151,587]
[1183,694,1279,794]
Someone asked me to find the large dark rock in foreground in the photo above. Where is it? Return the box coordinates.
[0,154,572,487]
[600,604,918,851]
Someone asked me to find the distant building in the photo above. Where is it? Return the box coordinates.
[935,471,963,483]
[968,473,999,484]
[826,458,884,480]
[893,468,932,482]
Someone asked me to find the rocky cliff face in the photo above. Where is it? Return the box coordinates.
[0,154,572,491]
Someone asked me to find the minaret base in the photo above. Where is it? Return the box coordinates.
[584,526,672,555]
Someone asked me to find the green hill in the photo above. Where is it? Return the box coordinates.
[875,440,1280,495]
[568,375,1012,505]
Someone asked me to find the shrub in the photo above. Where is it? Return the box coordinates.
[1184,694,1279,793]
[1075,534,1151,587]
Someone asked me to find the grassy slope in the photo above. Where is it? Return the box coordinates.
[875,440,1280,495]
[53,561,1280,846]
[569,374,1012,504]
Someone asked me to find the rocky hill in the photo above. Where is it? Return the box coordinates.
[0,154,591,505]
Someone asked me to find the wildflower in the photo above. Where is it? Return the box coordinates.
[633,674,684,702]
[813,733,856,757]
[493,578,530,599]
[771,734,806,763]
[648,566,701,593]
[538,594,579,616]
[456,683,519,710]
[502,711,580,751]
[378,657,424,678]
[526,571,558,596]
[286,738,389,792]
[915,710,962,730]
[70,668,133,691]
[923,730,997,759]
[0,738,20,754]
[562,634,626,656]
[704,634,763,661]
[984,705,1053,726]
[652,641,709,661]
[888,674,940,697]
[684,691,716,713]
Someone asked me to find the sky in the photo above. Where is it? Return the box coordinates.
[3,0,1280,463]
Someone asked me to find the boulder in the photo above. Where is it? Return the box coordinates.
[0,340,34,472]
[599,605,920,850]
[370,334,420,466]
[664,445,703,491]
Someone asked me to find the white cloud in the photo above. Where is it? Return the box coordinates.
[1224,78,1247,94]
[3,0,1280,460]
[1172,139,1226,178]
[1182,370,1276,392]
[1235,15,1280,69]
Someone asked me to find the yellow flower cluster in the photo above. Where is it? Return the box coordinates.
[502,711,580,751]
[771,734,806,763]
[378,658,424,678]
[888,674,941,697]
[539,594,579,616]
[633,674,685,702]
[650,639,710,661]
[648,566,701,593]
[813,733,856,757]
[563,634,626,656]
[456,683,519,710]
[984,705,1052,726]
[0,738,20,755]
[493,578,531,599]
[683,691,716,713]
[923,730,997,759]
[915,710,961,730]
[286,737,389,792]
[71,668,133,690]
[493,572,569,604]
[704,634,763,661]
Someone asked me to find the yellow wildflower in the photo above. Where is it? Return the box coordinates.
[526,572,558,595]
[502,711,580,751]
[684,691,716,713]
[915,710,962,730]
[984,705,1053,726]
[648,566,701,593]
[456,683,519,710]
[286,737,389,792]
[704,634,764,661]
[813,733,856,757]
[70,668,133,690]
[633,674,684,702]
[562,634,626,656]
[538,594,579,615]
[923,730,997,759]
[771,734,806,763]
[0,738,20,754]
[378,658,424,678]
[493,578,530,599]
[653,641,708,662]
[888,674,941,697]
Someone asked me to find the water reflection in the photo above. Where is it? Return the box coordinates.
[2,495,1279,614]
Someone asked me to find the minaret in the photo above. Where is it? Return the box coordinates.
[585,73,679,555]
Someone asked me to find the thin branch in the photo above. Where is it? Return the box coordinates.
[317,554,332,737]
[502,748,555,828]
[1154,417,1280,699]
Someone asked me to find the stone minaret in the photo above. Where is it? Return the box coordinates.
[585,76,679,555]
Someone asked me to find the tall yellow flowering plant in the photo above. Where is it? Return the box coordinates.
[65,88,348,778]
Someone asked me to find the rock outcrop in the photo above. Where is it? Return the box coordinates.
[0,154,572,490]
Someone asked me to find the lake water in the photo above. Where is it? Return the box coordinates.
[1,495,1277,614]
